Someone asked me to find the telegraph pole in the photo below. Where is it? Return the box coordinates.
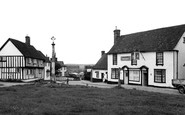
[51,36,56,82]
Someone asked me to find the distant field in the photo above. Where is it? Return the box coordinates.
[0,83,185,115]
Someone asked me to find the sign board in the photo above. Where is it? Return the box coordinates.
[121,56,131,61]
[87,69,92,72]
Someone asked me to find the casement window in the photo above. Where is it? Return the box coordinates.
[15,68,21,73]
[111,68,119,79]
[30,70,33,74]
[95,71,99,78]
[33,59,37,64]
[154,69,166,83]
[2,57,7,62]
[39,69,42,74]
[27,70,30,74]
[113,54,117,65]
[129,70,140,82]
[0,57,7,62]
[28,58,32,64]
[38,60,43,66]
[156,52,163,65]
[131,52,137,65]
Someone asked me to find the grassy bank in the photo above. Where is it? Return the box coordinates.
[0,84,184,115]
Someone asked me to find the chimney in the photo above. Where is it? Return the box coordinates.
[114,27,120,44]
[101,51,105,56]
[25,35,30,45]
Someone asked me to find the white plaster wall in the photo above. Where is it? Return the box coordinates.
[59,67,67,77]
[108,51,175,87]
[44,63,50,80]
[0,41,23,56]
[174,32,185,79]
[92,69,107,80]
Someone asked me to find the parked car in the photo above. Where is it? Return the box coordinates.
[172,79,185,94]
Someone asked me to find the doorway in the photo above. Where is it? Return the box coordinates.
[101,73,104,82]
[124,70,129,84]
[142,69,148,86]
[122,66,129,85]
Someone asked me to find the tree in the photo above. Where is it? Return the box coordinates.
[55,61,62,76]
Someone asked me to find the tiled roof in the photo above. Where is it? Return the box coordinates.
[108,24,185,54]
[0,38,46,60]
[58,61,66,67]
[93,53,107,70]
[37,50,50,62]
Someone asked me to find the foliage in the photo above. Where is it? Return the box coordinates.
[55,61,62,75]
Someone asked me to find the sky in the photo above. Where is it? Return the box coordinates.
[0,0,185,64]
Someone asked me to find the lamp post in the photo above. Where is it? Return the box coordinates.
[51,36,56,82]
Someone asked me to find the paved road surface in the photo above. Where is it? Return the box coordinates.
[69,80,180,95]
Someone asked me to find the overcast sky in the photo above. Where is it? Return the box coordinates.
[0,0,185,64]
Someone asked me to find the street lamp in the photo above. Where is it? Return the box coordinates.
[51,36,56,82]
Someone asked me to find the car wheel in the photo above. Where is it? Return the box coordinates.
[178,86,185,94]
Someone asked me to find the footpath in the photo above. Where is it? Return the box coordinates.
[69,80,180,95]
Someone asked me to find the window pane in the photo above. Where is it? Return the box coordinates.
[111,68,119,79]
[2,57,6,61]
[115,69,119,79]
[154,69,165,83]
[156,52,163,65]
[129,70,140,81]
[113,54,117,65]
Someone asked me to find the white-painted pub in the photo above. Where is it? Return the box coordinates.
[107,24,185,87]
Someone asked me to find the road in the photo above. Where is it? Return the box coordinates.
[69,80,181,95]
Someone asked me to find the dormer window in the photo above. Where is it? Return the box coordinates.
[156,52,163,65]
[183,37,185,43]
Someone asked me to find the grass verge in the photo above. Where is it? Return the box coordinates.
[0,83,184,115]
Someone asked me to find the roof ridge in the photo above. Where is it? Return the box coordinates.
[108,24,185,54]
[121,24,185,37]
[8,38,46,60]
[9,38,35,47]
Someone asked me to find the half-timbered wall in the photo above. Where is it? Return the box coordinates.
[25,58,44,68]
[23,58,45,79]
[0,56,25,80]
